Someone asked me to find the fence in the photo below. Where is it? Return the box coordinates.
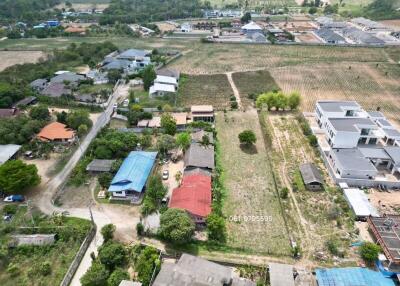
[60,224,97,286]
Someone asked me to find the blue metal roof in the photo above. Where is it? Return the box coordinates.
[108,151,157,193]
[316,267,395,286]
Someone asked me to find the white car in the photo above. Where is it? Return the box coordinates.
[162,170,169,180]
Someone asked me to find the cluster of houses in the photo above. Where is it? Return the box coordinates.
[313,16,398,45]
[314,100,400,189]
[101,49,152,74]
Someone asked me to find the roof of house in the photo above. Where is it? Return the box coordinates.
[74,93,95,103]
[316,267,395,286]
[331,148,377,172]
[192,130,214,144]
[328,117,376,132]
[384,146,400,165]
[191,105,214,113]
[172,113,187,125]
[315,28,345,42]
[148,116,161,128]
[153,253,255,286]
[368,111,385,119]
[65,26,86,33]
[169,173,212,217]
[108,151,157,193]
[351,17,385,29]
[269,263,295,286]
[0,108,20,118]
[155,75,178,86]
[323,22,347,29]
[50,72,85,84]
[40,82,71,97]
[317,101,360,112]
[86,159,116,172]
[119,281,142,286]
[342,27,385,44]
[343,188,379,217]
[251,32,266,42]
[383,128,400,139]
[30,78,48,89]
[242,21,262,31]
[299,163,323,185]
[377,119,392,128]
[184,143,215,170]
[12,96,37,107]
[358,147,391,160]
[156,68,180,79]
[149,83,176,94]
[37,122,75,141]
[0,144,22,165]
[102,59,131,70]
[117,49,150,59]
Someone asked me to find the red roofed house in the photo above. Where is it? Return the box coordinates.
[169,173,212,224]
[37,122,75,143]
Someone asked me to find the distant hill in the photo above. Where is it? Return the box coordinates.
[364,0,400,20]
[0,0,61,23]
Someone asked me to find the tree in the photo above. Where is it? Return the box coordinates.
[159,208,195,244]
[134,246,160,286]
[56,110,68,124]
[176,132,191,150]
[98,242,127,270]
[201,134,210,146]
[275,91,287,110]
[101,224,116,242]
[157,134,176,154]
[66,110,92,130]
[107,69,122,84]
[80,262,109,286]
[98,172,113,189]
[206,213,226,242]
[0,160,40,194]
[241,12,251,23]
[78,124,88,136]
[29,105,50,121]
[360,242,380,264]
[141,174,167,215]
[162,104,173,112]
[309,6,317,14]
[280,187,289,199]
[238,130,256,146]
[256,92,277,110]
[287,91,301,110]
[160,113,177,135]
[142,65,156,91]
[107,268,129,286]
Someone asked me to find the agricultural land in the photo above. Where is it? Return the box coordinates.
[0,51,46,72]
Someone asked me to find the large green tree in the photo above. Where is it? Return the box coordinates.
[238,130,257,146]
[98,242,127,270]
[160,113,176,135]
[107,268,129,286]
[80,262,109,286]
[0,160,40,194]
[66,110,93,131]
[206,213,226,242]
[142,65,156,91]
[159,208,195,244]
[29,105,50,121]
[176,132,191,151]
[156,134,176,154]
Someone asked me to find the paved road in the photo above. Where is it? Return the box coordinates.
[33,83,130,286]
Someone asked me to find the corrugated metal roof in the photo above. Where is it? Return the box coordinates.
[0,144,21,165]
[343,188,379,217]
[269,263,295,286]
[108,151,157,193]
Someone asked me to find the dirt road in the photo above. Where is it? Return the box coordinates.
[226,72,242,110]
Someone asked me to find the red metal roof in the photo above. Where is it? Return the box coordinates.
[169,173,212,218]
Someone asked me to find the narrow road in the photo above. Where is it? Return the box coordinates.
[226,72,242,110]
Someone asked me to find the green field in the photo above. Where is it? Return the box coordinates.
[216,110,291,256]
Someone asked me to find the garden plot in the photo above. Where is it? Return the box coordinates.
[265,113,358,263]
[179,74,233,110]
[270,62,400,124]
[216,110,291,256]
[232,70,279,108]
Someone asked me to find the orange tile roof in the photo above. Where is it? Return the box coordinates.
[65,26,86,33]
[37,122,75,141]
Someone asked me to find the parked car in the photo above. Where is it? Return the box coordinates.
[3,195,25,202]
[162,170,169,180]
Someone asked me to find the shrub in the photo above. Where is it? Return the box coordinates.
[107,268,130,286]
[98,242,127,270]
[101,224,116,242]
[231,101,238,109]
[7,263,19,277]
[80,262,109,286]
[238,130,256,145]
[280,187,289,199]
[360,242,381,264]
[2,204,17,215]
[326,238,339,256]
[307,134,318,147]
[136,222,144,236]
[39,261,52,276]
[206,213,226,242]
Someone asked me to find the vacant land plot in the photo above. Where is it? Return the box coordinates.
[170,44,391,74]
[270,62,400,123]
[266,113,357,263]
[0,51,45,71]
[232,70,279,108]
[179,74,233,109]
[216,110,291,256]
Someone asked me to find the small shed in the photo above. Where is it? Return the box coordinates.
[299,163,323,190]
[269,263,295,286]
[343,188,379,219]
[86,159,116,172]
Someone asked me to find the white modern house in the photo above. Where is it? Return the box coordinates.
[149,83,176,97]
[314,100,400,188]
[180,23,192,33]
[241,21,263,35]
[154,75,178,88]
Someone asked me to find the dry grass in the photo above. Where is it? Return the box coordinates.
[270,62,400,124]
[178,74,233,109]
[0,51,46,71]
[216,110,291,256]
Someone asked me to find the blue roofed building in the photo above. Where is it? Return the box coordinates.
[316,267,395,286]
[108,151,157,199]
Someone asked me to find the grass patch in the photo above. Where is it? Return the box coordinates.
[178,74,233,110]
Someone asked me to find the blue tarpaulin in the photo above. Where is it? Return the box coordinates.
[108,151,157,193]
[316,267,395,286]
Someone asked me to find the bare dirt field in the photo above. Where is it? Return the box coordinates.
[296,33,323,43]
[379,20,400,30]
[0,51,46,71]
[265,113,358,264]
[368,189,400,214]
[216,110,291,256]
[270,62,400,124]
